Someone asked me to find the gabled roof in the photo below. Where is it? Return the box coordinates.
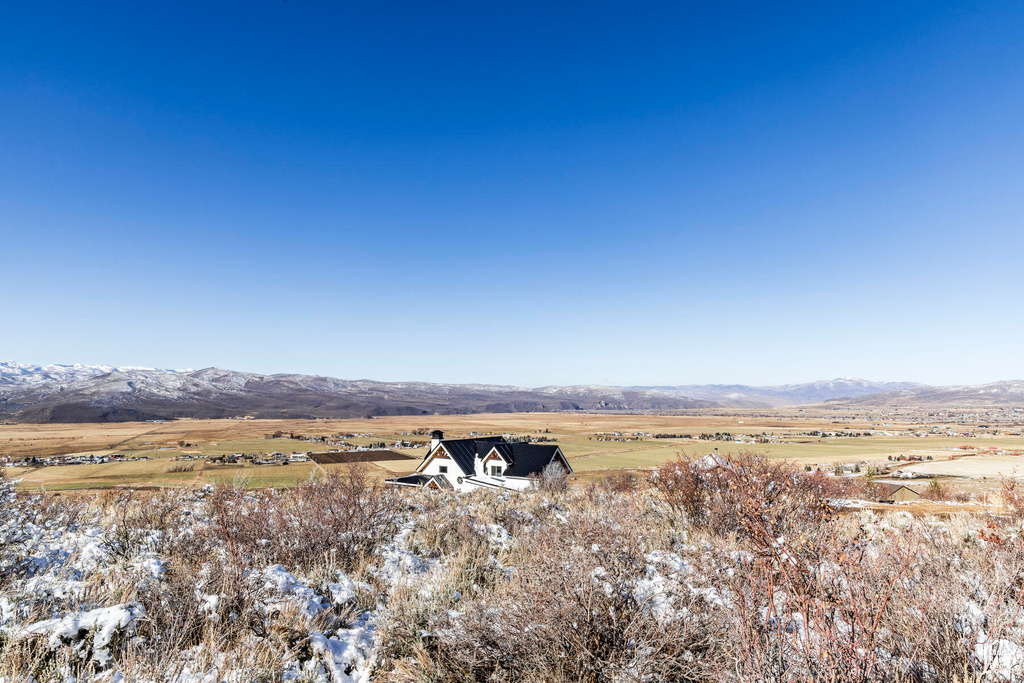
[477,442,564,476]
[420,436,566,479]
[426,474,454,490]
[506,443,562,477]
[387,473,453,490]
[876,483,920,499]
[428,436,504,475]
[478,442,512,462]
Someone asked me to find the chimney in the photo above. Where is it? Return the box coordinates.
[430,429,444,451]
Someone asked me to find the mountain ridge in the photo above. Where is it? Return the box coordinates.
[829,380,1024,408]
[623,378,927,407]
[4,362,1021,422]
[0,362,718,422]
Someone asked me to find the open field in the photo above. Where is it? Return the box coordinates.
[3,411,1023,491]
[895,453,1024,479]
[0,411,901,457]
[4,452,420,492]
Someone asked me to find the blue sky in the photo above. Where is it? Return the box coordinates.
[2,1,1022,386]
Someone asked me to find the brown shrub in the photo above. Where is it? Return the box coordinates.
[201,466,403,573]
[1000,474,1024,519]
[919,479,973,503]
[651,451,835,535]
[398,499,725,682]
[722,493,919,682]
[603,469,641,493]
[794,468,875,501]
[649,453,713,526]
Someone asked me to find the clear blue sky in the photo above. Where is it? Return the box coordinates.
[2,1,1022,386]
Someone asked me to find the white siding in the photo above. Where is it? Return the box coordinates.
[415,443,571,493]
[419,448,462,489]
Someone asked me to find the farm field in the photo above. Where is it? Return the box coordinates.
[2,412,1023,491]
[894,453,1024,479]
[570,436,1024,471]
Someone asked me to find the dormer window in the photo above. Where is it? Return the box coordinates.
[490,465,503,477]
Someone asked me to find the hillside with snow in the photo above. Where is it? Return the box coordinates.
[6,361,1018,422]
[2,458,1020,681]
[630,378,928,408]
[0,362,718,422]
[834,379,1024,408]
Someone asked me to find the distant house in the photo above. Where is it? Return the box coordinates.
[386,430,572,492]
[694,449,739,474]
[876,483,921,503]
[288,452,310,462]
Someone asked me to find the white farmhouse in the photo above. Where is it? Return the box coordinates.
[387,430,572,492]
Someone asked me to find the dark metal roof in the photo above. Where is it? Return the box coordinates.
[386,473,453,490]
[506,443,562,477]
[427,474,453,490]
[476,441,512,462]
[433,436,503,475]
[387,474,432,486]
[461,440,563,477]
[419,436,564,479]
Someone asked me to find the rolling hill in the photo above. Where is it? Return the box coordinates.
[628,378,926,408]
[830,380,1024,408]
[0,362,717,422]
[6,362,1012,422]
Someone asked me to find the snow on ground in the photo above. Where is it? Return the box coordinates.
[373,521,436,585]
[307,613,377,683]
[3,473,1024,681]
[262,564,331,618]
[21,604,145,667]
[0,482,424,683]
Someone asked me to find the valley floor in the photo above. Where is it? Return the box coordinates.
[3,412,1023,494]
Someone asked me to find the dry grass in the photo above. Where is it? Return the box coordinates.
[6,413,1024,495]
[5,460,1024,681]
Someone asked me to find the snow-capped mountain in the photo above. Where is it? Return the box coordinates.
[837,380,1024,407]
[0,362,192,390]
[626,378,927,407]
[1,362,122,388]
[5,362,1015,423]
[0,362,719,422]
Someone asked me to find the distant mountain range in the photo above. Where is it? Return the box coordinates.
[833,380,1024,409]
[0,362,714,422]
[1,362,1021,422]
[624,378,927,408]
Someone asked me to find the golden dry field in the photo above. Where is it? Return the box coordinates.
[2,411,1023,493]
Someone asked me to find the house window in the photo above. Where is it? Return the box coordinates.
[439,465,448,474]
[490,465,503,477]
